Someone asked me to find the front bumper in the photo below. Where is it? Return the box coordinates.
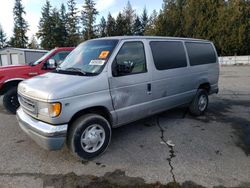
[16,108,68,150]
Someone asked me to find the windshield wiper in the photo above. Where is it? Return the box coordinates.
[64,67,87,75]
[55,67,97,76]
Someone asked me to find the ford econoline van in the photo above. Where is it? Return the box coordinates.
[16,36,219,159]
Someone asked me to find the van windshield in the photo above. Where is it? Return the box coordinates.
[57,39,118,76]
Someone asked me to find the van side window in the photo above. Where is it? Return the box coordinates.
[113,42,146,76]
[150,41,187,70]
[185,42,217,66]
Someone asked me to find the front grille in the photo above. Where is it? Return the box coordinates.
[18,94,37,115]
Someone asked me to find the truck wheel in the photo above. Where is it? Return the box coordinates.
[67,114,112,160]
[189,89,209,116]
[3,87,19,114]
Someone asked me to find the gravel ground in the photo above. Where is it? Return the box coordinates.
[0,66,249,188]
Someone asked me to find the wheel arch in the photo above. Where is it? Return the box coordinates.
[0,79,25,95]
[198,82,211,93]
[68,106,113,128]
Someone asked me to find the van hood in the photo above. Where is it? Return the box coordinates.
[18,72,109,101]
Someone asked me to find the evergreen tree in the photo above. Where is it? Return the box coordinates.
[154,0,186,36]
[141,7,148,35]
[37,0,54,49]
[106,13,116,36]
[81,0,99,40]
[0,25,7,48]
[28,35,39,49]
[98,16,107,37]
[59,3,68,46]
[122,1,135,35]
[9,0,28,48]
[144,10,158,35]
[51,8,64,47]
[115,12,126,36]
[132,16,143,35]
[217,0,250,55]
[66,0,80,46]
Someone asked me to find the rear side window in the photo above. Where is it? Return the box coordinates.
[185,42,217,66]
[150,41,187,70]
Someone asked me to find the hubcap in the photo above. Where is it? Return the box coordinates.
[198,95,207,111]
[80,124,105,153]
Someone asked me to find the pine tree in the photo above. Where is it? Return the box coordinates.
[9,0,28,48]
[132,16,143,35]
[81,0,99,40]
[141,7,148,35]
[37,0,54,49]
[28,35,39,49]
[115,12,126,36]
[51,8,64,47]
[66,0,80,46]
[154,0,186,37]
[122,1,135,35]
[0,24,7,48]
[106,13,116,36]
[218,0,250,55]
[98,16,106,37]
[59,3,68,46]
[144,10,158,35]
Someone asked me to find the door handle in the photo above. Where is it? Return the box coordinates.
[147,83,152,95]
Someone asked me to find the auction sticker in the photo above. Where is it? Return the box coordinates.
[89,60,106,66]
[99,51,110,59]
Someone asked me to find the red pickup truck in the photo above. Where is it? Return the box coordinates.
[0,47,74,113]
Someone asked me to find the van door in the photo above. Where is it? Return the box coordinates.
[149,40,194,114]
[108,41,152,125]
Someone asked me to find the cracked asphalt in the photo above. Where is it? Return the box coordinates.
[0,66,250,188]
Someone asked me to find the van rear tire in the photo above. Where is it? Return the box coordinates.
[67,114,112,160]
[3,87,19,114]
[189,89,208,116]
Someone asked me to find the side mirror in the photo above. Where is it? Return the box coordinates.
[115,60,134,76]
[45,59,56,70]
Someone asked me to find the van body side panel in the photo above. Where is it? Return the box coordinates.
[54,88,115,125]
[149,40,195,114]
[109,74,151,125]
[186,63,219,93]
[149,40,219,115]
[184,41,220,93]
[150,67,196,114]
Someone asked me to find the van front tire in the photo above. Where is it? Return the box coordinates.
[189,89,209,116]
[67,114,111,160]
[3,87,19,114]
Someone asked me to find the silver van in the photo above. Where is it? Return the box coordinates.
[16,36,219,159]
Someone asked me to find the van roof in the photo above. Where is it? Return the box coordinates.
[92,36,210,42]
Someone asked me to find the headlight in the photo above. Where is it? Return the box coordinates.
[38,102,61,117]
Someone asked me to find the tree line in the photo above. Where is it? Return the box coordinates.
[0,0,249,56]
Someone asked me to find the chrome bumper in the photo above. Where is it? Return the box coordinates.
[16,108,68,150]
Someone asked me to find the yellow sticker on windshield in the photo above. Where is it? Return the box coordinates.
[99,51,110,59]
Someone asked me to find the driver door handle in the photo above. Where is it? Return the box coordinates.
[147,83,152,95]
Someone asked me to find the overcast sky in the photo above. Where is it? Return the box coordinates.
[0,0,163,41]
